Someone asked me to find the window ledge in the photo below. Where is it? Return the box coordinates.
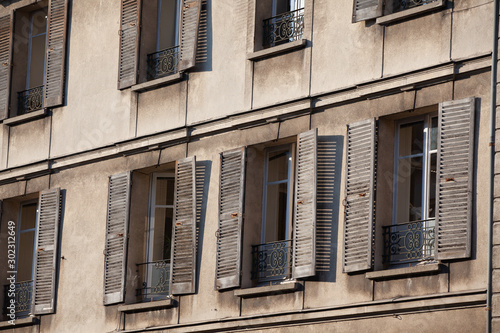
[118,298,175,313]
[234,282,300,298]
[131,73,184,93]
[2,109,47,126]
[365,263,442,281]
[247,39,307,61]
[376,0,446,25]
[0,316,38,330]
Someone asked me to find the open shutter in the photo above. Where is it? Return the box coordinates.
[171,156,197,295]
[179,0,201,71]
[435,97,475,260]
[118,0,140,89]
[195,0,208,64]
[32,188,61,315]
[216,148,245,290]
[43,0,68,108]
[343,118,377,273]
[103,172,131,305]
[292,129,317,279]
[0,14,12,120]
[352,0,383,23]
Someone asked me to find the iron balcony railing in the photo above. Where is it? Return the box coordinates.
[393,0,440,12]
[18,86,44,115]
[263,8,304,48]
[136,259,171,301]
[147,45,180,81]
[2,280,32,319]
[383,219,436,265]
[252,239,292,283]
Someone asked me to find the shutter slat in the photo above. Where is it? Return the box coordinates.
[352,0,382,23]
[179,0,201,71]
[196,0,207,63]
[118,0,140,89]
[436,97,475,260]
[0,14,11,120]
[103,172,131,305]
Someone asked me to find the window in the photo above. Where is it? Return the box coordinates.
[260,0,305,49]
[351,0,446,24]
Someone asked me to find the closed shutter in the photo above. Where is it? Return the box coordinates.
[0,14,12,120]
[43,0,68,108]
[216,148,245,290]
[171,156,197,295]
[118,0,140,89]
[352,0,382,23]
[179,0,201,71]
[103,172,131,305]
[436,97,475,260]
[32,188,61,315]
[342,118,377,273]
[292,129,317,279]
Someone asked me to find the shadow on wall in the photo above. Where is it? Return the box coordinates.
[195,160,211,293]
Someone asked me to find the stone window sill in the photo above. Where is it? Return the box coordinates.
[247,39,307,61]
[118,298,175,313]
[0,316,37,330]
[234,282,301,298]
[131,73,184,93]
[365,263,442,281]
[376,0,446,25]
[2,109,47,126]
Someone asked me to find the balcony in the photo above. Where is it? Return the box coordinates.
[393,0,440,13]
[2,280,32,320]
[17,86,44,115]
[383,220,436,266]
[252,240,292,283]
[147,46,179,81]
[263,8,304,48]
[136,259,171,301]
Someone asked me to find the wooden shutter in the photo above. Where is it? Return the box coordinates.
[343,119,377,273]
[179,0,201,71]
[171,157,197,295]
[195,0,208,64]
[352,0,382,23]
[32,188,61,315]
[43,0,68,108]
[0,14,12,120]
[118,0,140,89]
[435,98,475,260]
[216,148,245,290]
[292,129,317,279]
[103,172,131,305]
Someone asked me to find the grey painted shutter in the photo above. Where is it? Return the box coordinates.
[352,0,383,23]
[292,129,317,279]
[103,172,131,305]
[216,148,245,290]
[43,0,68,108]
[118,0,140,89]
[179,0,201,71]
[436,97,475,260]
[343,118,377,273]
[0,14,12,120]
[195,0,208,64]
[33,188,61,315]
[171,156,197,295]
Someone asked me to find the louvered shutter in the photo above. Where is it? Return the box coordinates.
[216,148,245,290]
[179,0,201,71]
[171,157,197,295]
[43,0,68,108]
[292,129,317,279]
[195,0,207,64]
[32,188,61,315]
[352,0,383,23]
[103,172,131,305]
[343,119,377,273]
[435,97,475,260]
[118,0,140,89]
[0,14,12,120]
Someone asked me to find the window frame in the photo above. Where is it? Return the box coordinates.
[15,200,38,284]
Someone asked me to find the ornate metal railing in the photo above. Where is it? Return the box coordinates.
[18,86,43,115]
[147,45,179,81]
[136,259,171,301]
[393,0,440,12]
[252,240,292,283]
[383,220,436,265]
[3,280,32,319]
[263,8,304,48]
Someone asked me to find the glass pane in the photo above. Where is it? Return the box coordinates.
[399,121,424,157]
[155,177,175,206]
[396,157,423,223]
[267,149,289,183]
[17,231,35,282]
[20,203,37,231]
[31,8,47,36]
[158,0,178,50]
[430,117,438,151]
[265,182,288,243]
[275,0,291,14]
[428,153,437,218]
[29,34,46,88]
[152,207,173,261]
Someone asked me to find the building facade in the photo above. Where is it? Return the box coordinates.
[0,0,497,332]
